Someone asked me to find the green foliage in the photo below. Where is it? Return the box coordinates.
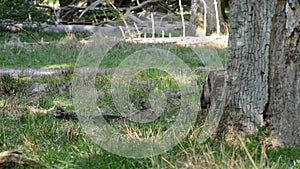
[0,0,48,22]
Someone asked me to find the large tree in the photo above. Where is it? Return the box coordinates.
[221,0,300,145]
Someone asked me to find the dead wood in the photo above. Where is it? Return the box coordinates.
[79,0,105,18]
[0,68,74,76]
[125,0,160,24]
[54,106,78,119]
[0,150,51,168]
[200,69,227,139]
[1,22,119,33]
[200,69,226,111]
[54,106,124,121]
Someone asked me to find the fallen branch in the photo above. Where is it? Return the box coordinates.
[79,0,104,18]
[0,68,74,76]
[36,4,87,11]
[54,106,124,121]
[1,22,119,33]
[125,0,160,24]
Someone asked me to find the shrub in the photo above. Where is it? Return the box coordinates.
[0,0,48,22]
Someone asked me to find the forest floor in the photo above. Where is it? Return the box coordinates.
[0,29,299,169]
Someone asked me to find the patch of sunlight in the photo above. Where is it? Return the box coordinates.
[53,99,73,108]
[41,0,60,8]
[41,63,73,69]
[0,100,4,107]
[173,73,198,86]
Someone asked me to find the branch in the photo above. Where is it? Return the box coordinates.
[79,0,104,18]
[125,0,160,24]
[214,0,220,35]
[178,0,185,37]
[202,0,207,35]
[36,4,86,11]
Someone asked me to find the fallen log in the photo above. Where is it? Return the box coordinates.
[1,22,119,33]
[0,68,74,76]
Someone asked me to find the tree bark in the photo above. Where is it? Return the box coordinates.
[190,0,205,36]
[266,0,300,145]
[190,0,228,36]
[223,0,300,145]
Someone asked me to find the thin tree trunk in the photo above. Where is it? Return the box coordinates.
[190,0,227,36]
[190,0,205,36]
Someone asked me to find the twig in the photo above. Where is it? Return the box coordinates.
[134,22,141,38]
[110,2,132,38]
[238,135,259,169]
[36,4,61,24]
[214,0,220,35]
[36,4,87,11]
[202,0,207,35]
[119,26,126,39]
[178,0,185,37]
[17,26,43,46]
[151,13,155,38]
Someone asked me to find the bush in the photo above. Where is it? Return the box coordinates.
[0,0,48,22]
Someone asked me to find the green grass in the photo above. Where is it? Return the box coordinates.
[1,110,299,168]
[0,29,90,43]
[1,72,299,168]
[0,30,299,169]
[0,30,87,68]
[0,29,227,69]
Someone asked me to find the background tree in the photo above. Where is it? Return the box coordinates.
[223,0,300,145]
[190,0,229,36]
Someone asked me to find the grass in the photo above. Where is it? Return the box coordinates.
[0,30,86,68]
[0,30,299,168]
[0,29,227,69]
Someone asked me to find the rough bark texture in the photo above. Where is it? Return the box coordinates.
[266,0,300,145]
[200,69,227,140]
[225,0,300,145]
[190,0,228,35]
[226,0,274,131]
[190,0,205,36]
[201,70,227,110]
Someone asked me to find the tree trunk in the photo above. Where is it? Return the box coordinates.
[266,0,300,145]
[190,0,205,36]
[223,0,300,145]
[190,0,228,36]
